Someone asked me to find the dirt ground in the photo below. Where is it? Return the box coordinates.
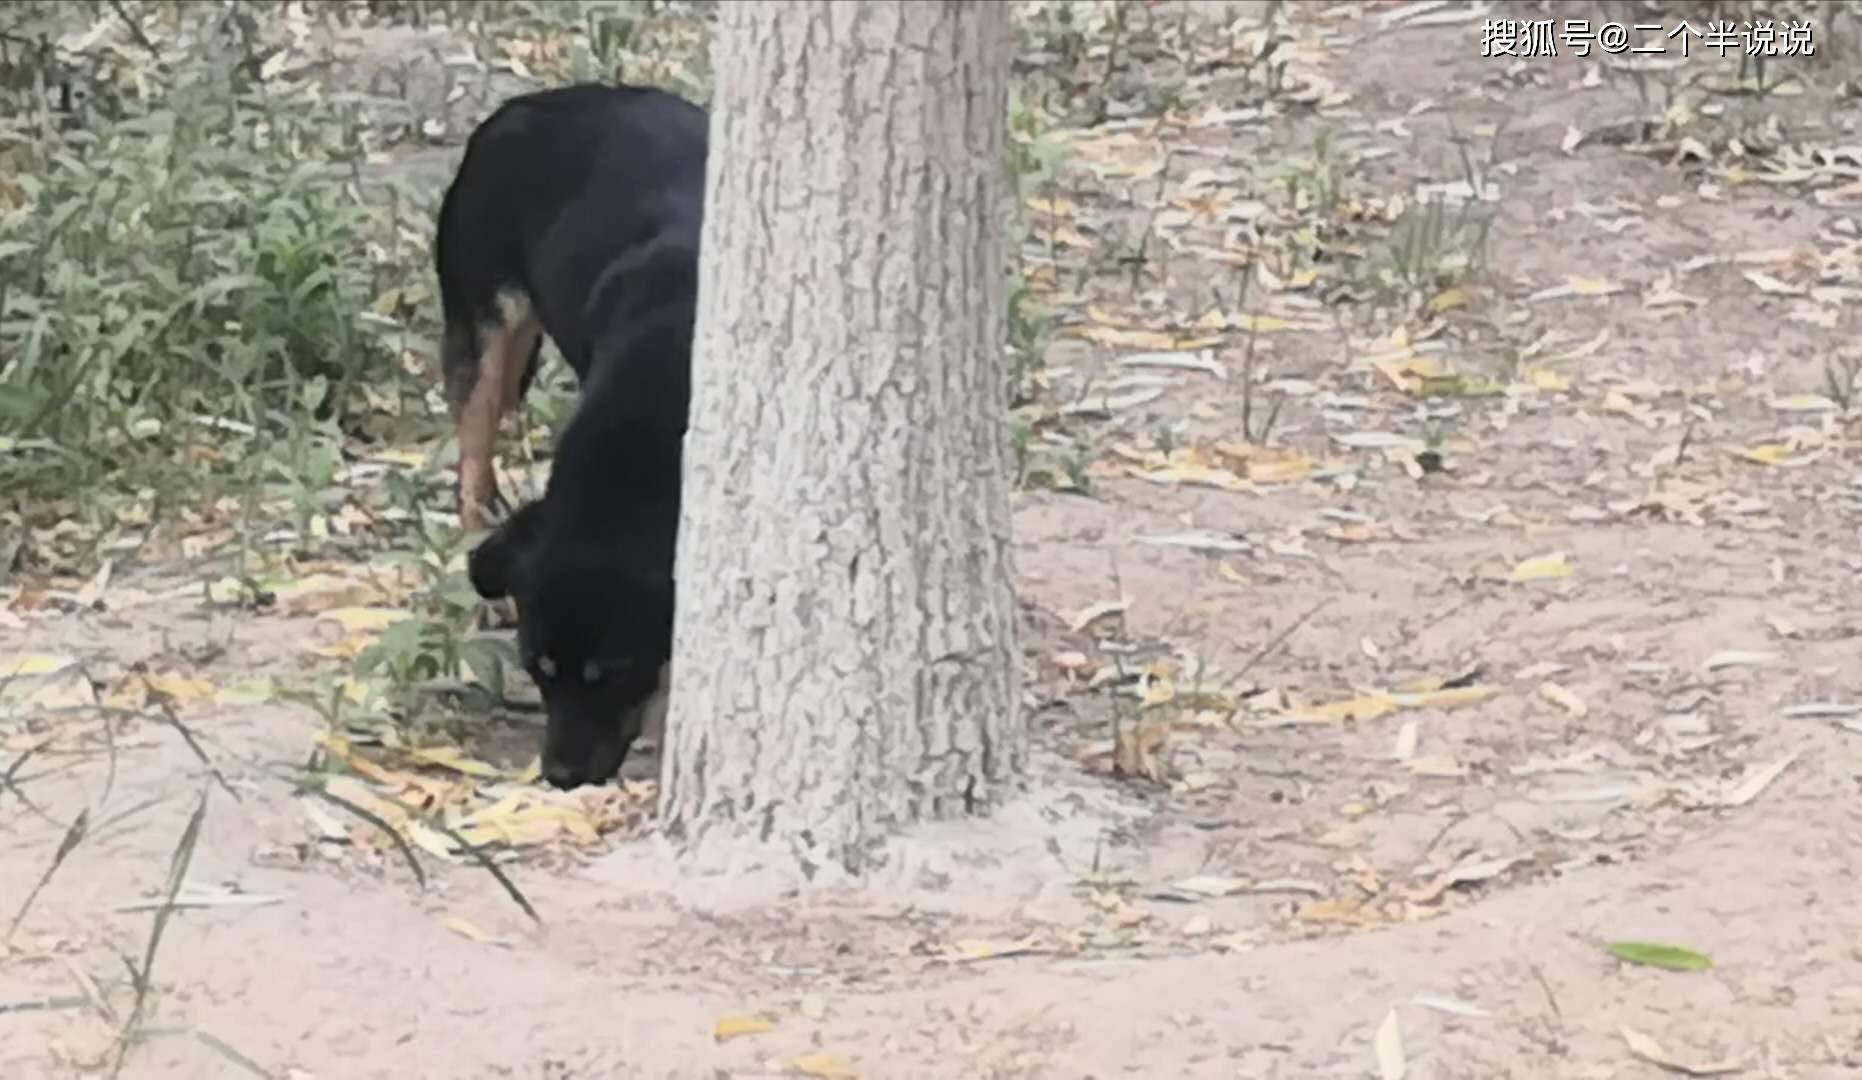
[5,2,1862,1077]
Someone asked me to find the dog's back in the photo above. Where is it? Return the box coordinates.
[436,83,707,382]
[436,83,707,531]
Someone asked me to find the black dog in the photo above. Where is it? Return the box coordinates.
[433,83,705,789]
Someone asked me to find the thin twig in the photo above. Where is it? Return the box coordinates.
[106,0,160,57]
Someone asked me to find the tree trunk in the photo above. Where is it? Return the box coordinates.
[661,0,1023,880]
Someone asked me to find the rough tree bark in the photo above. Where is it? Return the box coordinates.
[661,0,1023,879]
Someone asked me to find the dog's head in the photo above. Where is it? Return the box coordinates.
[469,500,674,790]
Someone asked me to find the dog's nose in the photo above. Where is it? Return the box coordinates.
[542,759,585,790]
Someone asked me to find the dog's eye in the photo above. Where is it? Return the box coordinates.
[582,659,602,684]
[535,655,557,680]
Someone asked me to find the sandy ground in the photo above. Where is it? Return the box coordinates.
[4,2,1861,1077]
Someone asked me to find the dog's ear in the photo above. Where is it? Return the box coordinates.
[468,500,545,599]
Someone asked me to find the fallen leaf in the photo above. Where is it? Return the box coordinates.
[1059,385,1168,416]
[1077,324,1223,351]
[1165,875,1251,899]
[1736,442,1797,466]
[1605,941,1712,972]
[712,1013,775,1041]
[443,916,505,946]
[1405,753,1465,778]
[405,745,507,778]
[0,653,77,678]
[1742,270,1806,297]
[1529,275,1624,302]
[1411,993,1490,1018]
[1522,366,1571,392]
[1718,752,1799,807]
[144,671,216,702]
[1374,1009,1407,1080]
[1769,393,1838,413]
[318,607,412,633]
[1508,553,1572,583]
[791,1053,860,1079]
[1333,430,1427,452]
[953,935,1048,961]
[1388,686,1497,710]
[1119,350,1226,378]
[1620,1027,1743,1076]
[1537,681,1587,717]
[1779,702,1861,720]
[216,678,276,705]
[1066,599,1128,633]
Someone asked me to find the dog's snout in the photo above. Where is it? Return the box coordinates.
[542,757,588,790]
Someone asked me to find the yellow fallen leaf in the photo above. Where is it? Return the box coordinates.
[1600,390,1643,416]
[443,916,498,944]
[1389,686,1498,710]
[274,573,390,615]
[1736,443,1795,466]
[319,607,412,633]
[1131,462,1255,493]
[1769,394,1837,413]
[144,672,216,702]
[1293,694,1397,722]
[1139,677,1176,709]
[1228,313,1289,333]
[216,678,276,705]
[1522,367,1571,392]
[1373,354,1445,393]
[1407,753,1466,778]
[1427,287,1470,313]
[791,1054,859,1079]
[308,637,373,661]
[370,447,431,468]
[104,677,150,710]
[0,653,77,678]
[1508,553,1571,583]
[1024,195,1078,216]
[712,1013,774,1041]
[1242,454,1315,484]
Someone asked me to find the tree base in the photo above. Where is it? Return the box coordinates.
[599,753,1154,916]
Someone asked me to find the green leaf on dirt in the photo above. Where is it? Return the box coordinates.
[1604,941,1712,972]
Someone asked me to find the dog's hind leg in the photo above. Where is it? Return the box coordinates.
[445,291,543,533]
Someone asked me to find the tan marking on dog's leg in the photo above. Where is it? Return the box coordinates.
[454,349,505,534]
[454,293,542,532]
